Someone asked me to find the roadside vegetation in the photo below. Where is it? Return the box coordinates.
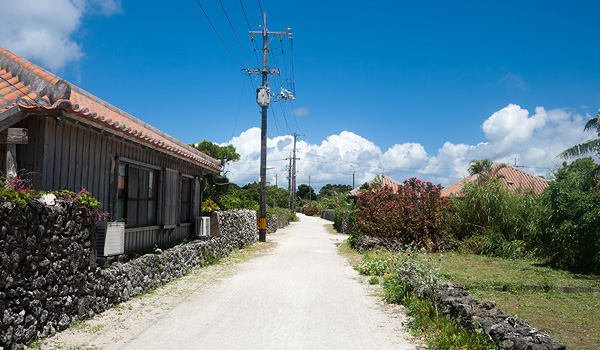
[335,114,600,350]
[347,245,600,350]
[351,245,499,349]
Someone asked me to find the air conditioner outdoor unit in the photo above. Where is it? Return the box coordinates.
[195,216,210,237]
[96,222,125,256]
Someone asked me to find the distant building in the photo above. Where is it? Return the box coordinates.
[0,46,221,253]
[440,163,548,197]
[347,174,402,199]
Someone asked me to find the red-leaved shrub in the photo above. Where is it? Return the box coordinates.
[355,178,454,251]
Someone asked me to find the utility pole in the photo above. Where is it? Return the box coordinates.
[291,131,304,218]
[246,13,293,242]
[351,166,356,188]
[287,154,292,209]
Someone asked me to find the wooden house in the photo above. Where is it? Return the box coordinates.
[0,46,222,253]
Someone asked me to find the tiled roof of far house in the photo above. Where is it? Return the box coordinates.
[0,46,221,173]
[440,163,549,197]
[348,174,403,197]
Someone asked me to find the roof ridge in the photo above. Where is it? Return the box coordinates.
[0,47,61,95]
[494,162,548,183]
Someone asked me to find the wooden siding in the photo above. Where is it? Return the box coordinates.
[15,114,210,254]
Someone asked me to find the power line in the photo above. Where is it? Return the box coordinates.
[239,0,261,63]
[219,0,258,67]
[256,0,263,18]
[195,0,244,68]
[269,104,283,135]
[289,99,300,132]
[0,75,30,98]
[250,0,262,25]
[277,100,292,134]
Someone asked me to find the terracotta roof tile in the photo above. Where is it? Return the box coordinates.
[348,174,403,197]
[440,163,548,197]
[0,46,221,173]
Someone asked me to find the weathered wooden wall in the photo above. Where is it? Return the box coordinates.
[15,113,209,253]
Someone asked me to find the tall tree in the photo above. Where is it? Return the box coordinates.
[319,184,353,197]
[559,110,600,158]
[296,184,316,200]
[468,159,505,183]
[468,159,493,175]
[191,140,240,162]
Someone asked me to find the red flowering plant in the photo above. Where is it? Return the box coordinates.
[1,172,108,221]
[355,177,455,251]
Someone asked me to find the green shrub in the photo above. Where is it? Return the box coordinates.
[382,247,499,349]
[537,158,600,273]
[220,188,258,210]
[202,199,220,212]
[382,274,410,304]
[267,207,291,225]
[450,177,543,258]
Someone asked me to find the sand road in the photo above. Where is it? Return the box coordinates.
[38,214,416,350]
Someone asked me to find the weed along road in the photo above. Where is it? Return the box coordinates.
[39,214,416,350]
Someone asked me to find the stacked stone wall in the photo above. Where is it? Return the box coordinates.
[431,284,572,350]
[320,209,334,221]
[267,214,289,234]
[0,200,257,350]
[340,211,351,234]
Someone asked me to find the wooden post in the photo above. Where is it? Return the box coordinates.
[0,128,28,180]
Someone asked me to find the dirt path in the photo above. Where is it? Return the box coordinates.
[36,214,416,350]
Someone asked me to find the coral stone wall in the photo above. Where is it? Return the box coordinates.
[0,200,257,350]
[320,209,334,221]
[433,284,572,350]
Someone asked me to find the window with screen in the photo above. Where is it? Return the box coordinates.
[180,177,191,223]
[117,163,158,227]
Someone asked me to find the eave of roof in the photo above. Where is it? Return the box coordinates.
[0,46,221,174]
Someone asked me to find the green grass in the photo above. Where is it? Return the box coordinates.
[368,277,379,285]
[440,251,600,350]
[27,340,97,350]
[438,251,600,290]
[471,290,599,350]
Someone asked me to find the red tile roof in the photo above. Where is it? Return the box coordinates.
[348,174,402,197]
[441,163,549,197]
[0,46,221,173]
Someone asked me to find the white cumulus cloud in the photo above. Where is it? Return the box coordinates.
[222,104,596,191]
[0,0,122,71]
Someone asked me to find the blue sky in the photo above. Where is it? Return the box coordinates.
[1,0,599,190]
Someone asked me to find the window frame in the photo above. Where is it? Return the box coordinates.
[117,161,159,228]
[180,174,193,223]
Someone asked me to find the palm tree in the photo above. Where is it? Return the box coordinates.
[468,159,493,176]
[559,109,600,158]
[468,159,505,183]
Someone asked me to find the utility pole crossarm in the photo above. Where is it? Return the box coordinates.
[246,69,280,75]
